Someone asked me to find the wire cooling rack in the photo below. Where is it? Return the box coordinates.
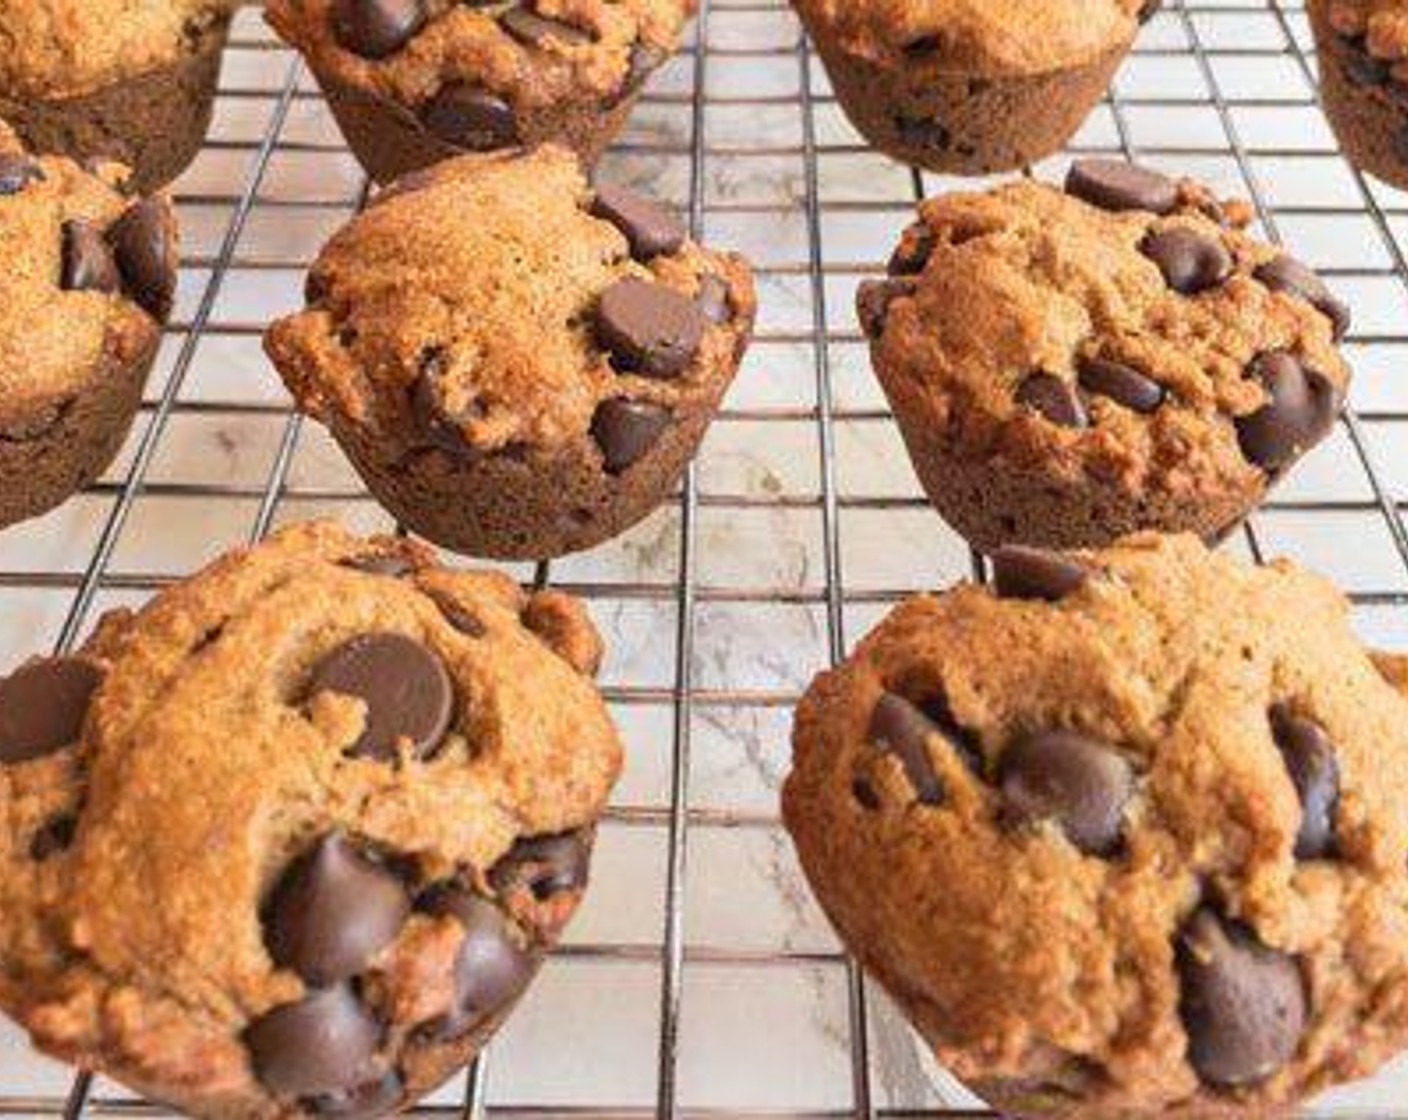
[2,0,1408,1115]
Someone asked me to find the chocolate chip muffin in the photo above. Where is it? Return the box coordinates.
[0,0,236,193]
[264,145,756,560]
[1311,0,1408,191]
[0,123,177,530]
[266,0,693,183]
[859,160,1352,551]
[784,533,1408,1118]
[790,0,1159,175]
[0,520,620,1116]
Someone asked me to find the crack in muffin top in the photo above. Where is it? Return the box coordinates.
[266,0,695,110]
[861,164,1351,499]
[783,533,1408,1114]
[264,144,755,458]
[788,0,1153,74]
[0,0,238,99]
[0,520,621,1108]
[0,121,173,432]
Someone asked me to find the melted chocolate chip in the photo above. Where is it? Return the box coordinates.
[0,658,102,764]
[1015,373,1089,428]
[306,633,454,760]
[590,184,685,261]
[60,220,120,295]
[264,833,411,986]
[490,832,591,899]
[1177,909,1306,1088]
[999,730,1133,856]
[867,692,968,805]
[1077,355,1165,413]
[591,398,671,473]
[1269,705,1340,860]
[422,85,520,151]
[1254,255,1351,342]
[1234,351,1340,474]
[424,890,536,1038]
[1065,159,1178,215]
[596,278,705,378]
[331,0,425,58]
[990,546,1090,602]
[1140,226,1232,295]
[108,198,176,320]
[500,5,593,47]
[245,985,382,1098]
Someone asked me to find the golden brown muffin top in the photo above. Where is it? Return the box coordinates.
[790,0,1153,75]
[267,0,694,111]
[265,144,755,460]
[0,121,175,438]
[0,0,237,99]
[784,532,1408,1116]
[860,161,1351,513]
[0,520,621,1112]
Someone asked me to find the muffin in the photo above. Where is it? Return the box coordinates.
[858,160,1352,551]
[784,533,1408,1118]
[265,0,695,183]
[790,0,1159,175]
[1310,0,1408,191]
[0,122,177,531]
[264,144,756,560]
[0,520,620,1115]
[0,0,236,193]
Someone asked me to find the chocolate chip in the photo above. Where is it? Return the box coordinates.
[1077,355,1165,413]
[501,5,592,47]
[339,554,415,577]
[999,730,1133,856]
[307,633,454,761]
[108,198,176,320]
[1016,373,1089,428]
[411,350,478,458]
[590,185,685,261]
[1269,705,1340,860]
[309,1071,404,1119]
[29,814,77,860]
[887,225,935,276]
[424,891,535,1037]
[60,220,120,295]
[264,834,411,986]
[856,278,913,340]
[422,85,519,151]
[1177,908,1306,1087]
[331,0,425,58]
[245,985,382,1098]
[1254,255,1351,342]
[696,274,731,324]
[852,777,881,810]
[1343,38,1389,87]
[1065,159,1179,215]
[0,154,43,195]
[429,593,487,638]
[0,658,102,764]
[491,832,590,900]
[868,692,960,805]
[991,546,1090,602]
[591,398,670,474]
[1234,351,1340,474]
[895,115,951,152]
[596,278,705,378]
[1140,226,1232,295]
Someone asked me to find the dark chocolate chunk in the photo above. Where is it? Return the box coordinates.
[244,985,382,1097]
[1016,373,1089,428]
[331,0,425,58]
[1077,355,1165,413]
[108,198,176,320]
[1254,255,1351,342]
[999,730,1134,856]
[1066,159,1179,215]
[591,398,671,473]
[1234,351,1340,474]
[596,278,705,378]
[1269,705,1340,860]
[990,546,1090,603]
[0,658,102,764]
[422,85,520,151]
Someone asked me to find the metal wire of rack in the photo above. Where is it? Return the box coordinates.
[1,0,1408,1116]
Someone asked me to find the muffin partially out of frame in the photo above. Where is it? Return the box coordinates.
[266,0,695,183]
[859,159,1351,550]
[0,0,236,192]
[0,520,620,1116]
[785,533,1408,1118]
[0,122,177,531]
[790,0,1160,175]
[265,144,755,560]
[1310,0,1408,191]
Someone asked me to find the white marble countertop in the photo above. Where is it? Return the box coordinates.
[2,0,1408,1115]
